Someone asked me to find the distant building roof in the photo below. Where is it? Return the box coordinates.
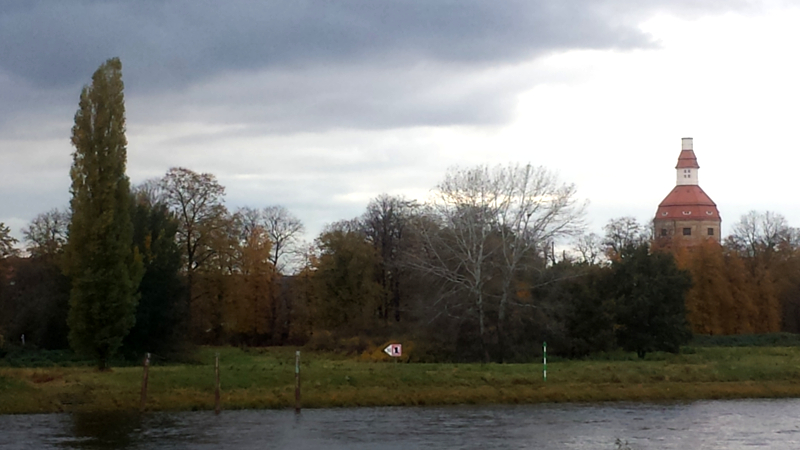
[656,185,720,220]
[675,149,700,169]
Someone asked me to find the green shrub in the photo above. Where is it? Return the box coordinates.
[305,331,377,356]
[0,347,96,367]
[691,333,800,348]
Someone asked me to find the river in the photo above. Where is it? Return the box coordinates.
[2,399,799,449]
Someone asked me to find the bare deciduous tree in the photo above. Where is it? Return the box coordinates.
[133,178,168,206]
[603,216,649,258]
[573,232,603,265]
[416,168,498,361]
[24,208,70,258]
[726,210,791,258]
[415,163,585,361]
[362,194,417,322]
[262,205,305,275]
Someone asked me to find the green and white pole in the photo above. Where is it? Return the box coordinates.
[543,341,547,382]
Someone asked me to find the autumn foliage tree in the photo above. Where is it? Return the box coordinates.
[226,224,276,344]
[63,58,142,369]
[233,205,305,343]
[724,211,790,333]
[674,240,728,335]
[160,167,228,338]
[312,227,383,334]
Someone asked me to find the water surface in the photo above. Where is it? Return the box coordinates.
[2,399,799,449]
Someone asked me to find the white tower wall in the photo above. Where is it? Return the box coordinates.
[676,137,698,186]
[676,168,698,185]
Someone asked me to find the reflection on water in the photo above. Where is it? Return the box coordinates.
[2,399,800,449]
[68,411,143,448]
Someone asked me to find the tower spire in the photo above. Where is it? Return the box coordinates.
[676,137,699,185]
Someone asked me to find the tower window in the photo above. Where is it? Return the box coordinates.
[661,228,668,237]
[683,228,692,236]
[708,228,714,236]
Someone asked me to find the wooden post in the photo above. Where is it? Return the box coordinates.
[140,352,150,412]
[295,350,301,413]
[215,352,221,415]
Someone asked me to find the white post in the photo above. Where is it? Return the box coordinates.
[543,341,547,382]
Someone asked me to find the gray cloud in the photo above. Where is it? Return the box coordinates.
[0,0,762,240]
[0,0,756,135]
[128,60,534,135]
[1,1,654,89]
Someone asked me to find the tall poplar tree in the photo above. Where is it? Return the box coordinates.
[64,57,141,369]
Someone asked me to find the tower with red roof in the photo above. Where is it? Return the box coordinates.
[654,138,721,244]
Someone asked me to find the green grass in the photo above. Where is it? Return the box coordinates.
[3,345,800,414]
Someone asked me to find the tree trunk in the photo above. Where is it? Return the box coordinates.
[496,310,506,363]
[496,280,512,363]
[392,277,401,322]
[477,292,490,363]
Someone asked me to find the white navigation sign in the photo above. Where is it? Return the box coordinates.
[384,343,402,357]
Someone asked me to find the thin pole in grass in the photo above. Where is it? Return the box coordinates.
[294,350,300,413]
[543,342,547,382]
[140,352,150,412]
[295,350,301,413]
[215,352,221,415]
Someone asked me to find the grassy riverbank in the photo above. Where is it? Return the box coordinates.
[3,345,800,414]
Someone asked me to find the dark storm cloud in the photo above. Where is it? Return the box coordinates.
[0,0,754,134]
[2,0,651,90]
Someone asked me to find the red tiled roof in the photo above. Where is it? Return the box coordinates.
[675,149,700,169]
[655,185,720,220]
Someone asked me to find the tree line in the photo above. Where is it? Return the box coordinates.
[3,58,800,366]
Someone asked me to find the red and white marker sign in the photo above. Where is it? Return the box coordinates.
[384,343,402,357]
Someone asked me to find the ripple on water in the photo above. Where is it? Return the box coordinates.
[2,399,800,449]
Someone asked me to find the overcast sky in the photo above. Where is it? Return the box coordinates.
[2,0,798,246]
